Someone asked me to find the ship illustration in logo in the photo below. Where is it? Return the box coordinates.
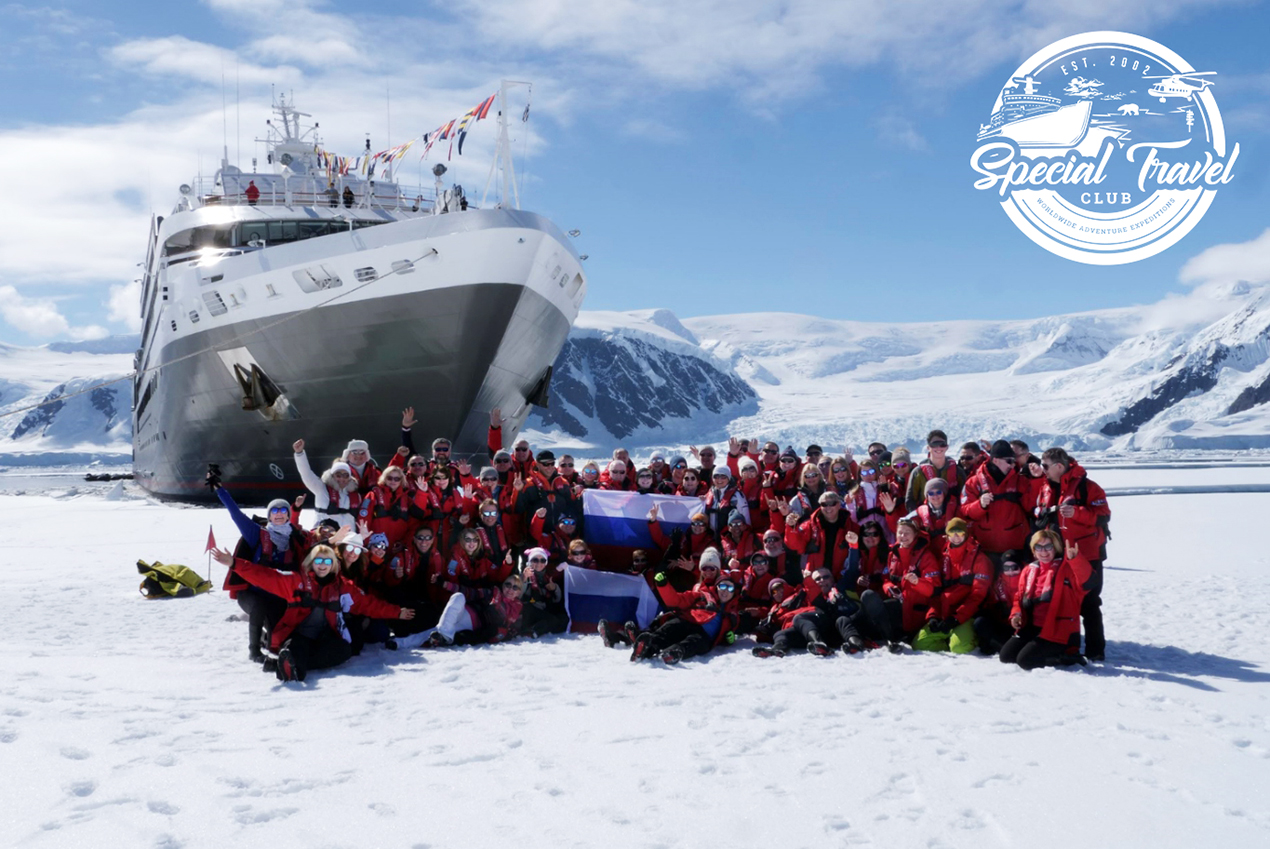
[976,74,1092,148]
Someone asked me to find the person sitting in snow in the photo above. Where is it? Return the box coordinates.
[630,548,740,665]
[211,544,414,682]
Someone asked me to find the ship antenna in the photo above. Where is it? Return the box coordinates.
[220,64,229,171]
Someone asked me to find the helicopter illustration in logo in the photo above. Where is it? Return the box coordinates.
[1143,71,1216,102]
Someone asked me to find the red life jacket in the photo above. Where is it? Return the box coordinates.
[1013,554,1093,647]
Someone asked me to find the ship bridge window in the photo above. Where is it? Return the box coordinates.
[164,225,235,256]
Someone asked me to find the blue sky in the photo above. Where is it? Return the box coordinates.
[0,0,1268,344]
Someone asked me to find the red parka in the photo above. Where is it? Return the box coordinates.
[930,538,994,625]
[229,558,402,651]
[1012,553,1094,648]
[881,539,941,633]
[959,464,1031,554]
[1034,460,1110,561]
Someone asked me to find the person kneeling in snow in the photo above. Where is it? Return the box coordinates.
[630,547,740,665]
[211,545,414,682]
[1001,530,1095,671]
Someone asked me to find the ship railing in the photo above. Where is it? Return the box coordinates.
[187,175,437,213]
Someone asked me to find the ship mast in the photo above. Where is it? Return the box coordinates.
[485,79,530,209]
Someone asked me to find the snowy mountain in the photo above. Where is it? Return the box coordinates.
[523,309,759,450]
[7,284,1270,464]
[0,342,133,464]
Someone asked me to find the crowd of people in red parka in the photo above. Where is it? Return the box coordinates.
[209,410,1111,680]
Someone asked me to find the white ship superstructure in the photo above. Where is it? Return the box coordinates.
[133,86,586,500]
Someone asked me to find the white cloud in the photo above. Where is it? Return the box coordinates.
[108,35,301,86]
[0,285,107,340]
[108,279,143,332]
[454,0,1242,100]
[1179,227,1270,290]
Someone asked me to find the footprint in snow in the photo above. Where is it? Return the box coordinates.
[147,800,180,815]
[66,780,96,798]
[60,746,91,760]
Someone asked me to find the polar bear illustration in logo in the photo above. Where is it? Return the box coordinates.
[1118,103,1141,116]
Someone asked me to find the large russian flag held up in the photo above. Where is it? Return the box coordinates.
[563,490,705,633]
[581,489,704,571]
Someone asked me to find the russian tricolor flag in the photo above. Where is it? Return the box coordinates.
[563,565,661,634]
[581,489,703,571]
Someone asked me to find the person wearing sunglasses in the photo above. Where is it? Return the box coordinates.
[675,468,706,498]
[356,466,413,550]
[435,529,495,606]
[753,565,865,658]
[734,552,777,634]
[522,547,569,638]
[646,504,718,587]
[958,443,987,482]
[769,448,803,499]
[719,509,760,570]
[829,458,856,498]
[959,440,1032,557]
[855,518,940,652]
[578,462,602,489]
[1000,530,1094,670]
[889,447,914,494]
[1010,440,1046,508]
[337,438,382,495]
[646,452,669,485]
[904,429,964,512]
[555,454,580,486]
[466,497,514,583]
[211,544,415,681]
[688,444,718,480]
[732,456,769,533]
[1033,447,1110,662]
[418,465,467,551]
[972,548,1026,658]
[853,523,890,596]
[394,528,446,614]
[844,458,898,544]
[529,508,582,565]
[912,518,993,654]
[600,459,636,492]
[207,470,306,662]
[703,464,749,534]
[633,466,660,496]
[789,463,830,519]
[632,549,740,664]
[909,477,955,558]
[291,438,362,530]
[779,491,858,583]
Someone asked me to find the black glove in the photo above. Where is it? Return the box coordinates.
[942,616,960,633]
[653,572,668,586]
[927,617,949,633]
[205,464,222,491]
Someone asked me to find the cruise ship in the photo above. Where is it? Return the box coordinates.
[132,87,586,501]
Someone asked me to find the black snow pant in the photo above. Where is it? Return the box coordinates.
[972,616,1014,657]
[640,618,713,659]
[283,629,354,677]
[238,587,286,657]
[520,604,569,637]
[773,611,830,653]
[856,590,903,643]
[1081,560,1105,657]
[1000,626,1069,671]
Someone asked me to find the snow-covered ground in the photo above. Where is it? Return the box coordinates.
[2,468,1268,848]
